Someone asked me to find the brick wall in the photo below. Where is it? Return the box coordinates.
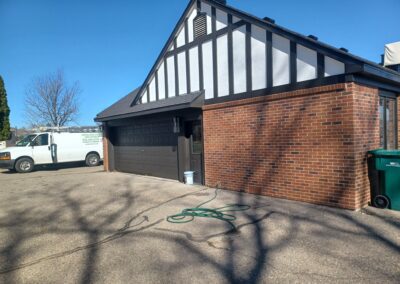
[203,83,381,210]
[349,83,380,208]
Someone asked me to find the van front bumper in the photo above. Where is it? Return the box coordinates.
[0,160,15,169]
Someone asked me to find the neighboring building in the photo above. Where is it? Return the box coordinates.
[0,128,17,149]
[96,0,400,210]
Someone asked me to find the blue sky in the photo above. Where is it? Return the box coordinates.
[0,0,399,127]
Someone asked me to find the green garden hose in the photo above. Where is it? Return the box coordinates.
[167,188,250,229]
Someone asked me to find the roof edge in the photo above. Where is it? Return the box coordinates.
[129,0,197,107]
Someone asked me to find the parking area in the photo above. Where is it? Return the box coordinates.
[0,166,399,283]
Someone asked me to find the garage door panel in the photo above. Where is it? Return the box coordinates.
[112,119,179,180]
[114,146,178,179]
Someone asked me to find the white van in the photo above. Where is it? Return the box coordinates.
[0,130,103,173]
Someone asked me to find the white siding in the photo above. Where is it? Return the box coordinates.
[251,25,266,90]
[177,52,187,95]
[201,2,212,35]
[187,8,197,43]
[297,44,317,82]
[202,40,214,99]
[216,9,227,30]
[232,25,247,94]
[272,33,290,86]
[157,61,166,100]
[142,90,148,103]
[176,26,186,48]
[233,16,240,23]
[166,56,176,97]
[149,77,156,102]
[217,34,229,97]
[189,47,200,92]
[325,56,345,77]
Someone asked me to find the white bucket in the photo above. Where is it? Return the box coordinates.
[184,171,195,185]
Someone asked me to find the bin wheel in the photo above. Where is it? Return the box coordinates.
[374,195,390,209]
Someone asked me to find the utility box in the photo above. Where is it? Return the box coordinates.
[368,149,400,211]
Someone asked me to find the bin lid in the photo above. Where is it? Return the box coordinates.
[368,149,400,157]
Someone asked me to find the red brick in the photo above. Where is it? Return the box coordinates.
[203,83,381,210]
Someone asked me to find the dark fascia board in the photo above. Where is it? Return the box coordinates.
[202,0,400,84]
[361,64,400,84]
[346,74,400,94]
[96,91,204,122]
[130,0,197,107]
[96,104,196,122]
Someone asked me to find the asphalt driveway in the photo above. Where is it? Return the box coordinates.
[0,166,399,283]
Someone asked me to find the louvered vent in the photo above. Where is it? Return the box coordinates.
[193,13,207,39]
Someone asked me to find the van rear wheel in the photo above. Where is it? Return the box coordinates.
[86,153,100,167]
[15,158,34,173]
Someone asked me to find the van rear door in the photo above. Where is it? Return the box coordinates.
[31,133,53,164]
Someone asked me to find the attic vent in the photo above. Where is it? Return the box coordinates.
[193,13,207,39]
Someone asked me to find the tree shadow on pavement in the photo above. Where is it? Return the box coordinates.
[0,176,399,283]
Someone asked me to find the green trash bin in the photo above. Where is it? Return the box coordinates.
[368,149,400,211]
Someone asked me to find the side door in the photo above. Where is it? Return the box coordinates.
[31,133,53,164]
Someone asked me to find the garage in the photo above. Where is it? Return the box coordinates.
[96,89,204,183]
[111,117,179,180]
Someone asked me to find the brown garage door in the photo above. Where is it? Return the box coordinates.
[111,118,179,180]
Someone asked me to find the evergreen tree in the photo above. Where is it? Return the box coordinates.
[0,76,11,141]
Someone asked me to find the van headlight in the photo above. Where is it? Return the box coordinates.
[0,152,11,160]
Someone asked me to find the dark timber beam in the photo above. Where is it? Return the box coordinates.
[266,31,273,88]
[246,23,252,92]
[212,6,218,98]
[228,14,234,95]
[290,41,297,84]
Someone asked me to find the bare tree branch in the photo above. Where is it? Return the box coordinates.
[25,70,81,127]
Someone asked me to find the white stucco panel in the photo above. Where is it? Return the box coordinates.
[166,56,176,97]
[202,40,214,99]
[232,25,247,94]
[251,25,267,90]
[216,9,228,31]
[157,61,166,100]
[325,56,345,77]
[187,8,197,43]
[201,2,212,35]
[149,77,156,102]
[217,34,229,97]
[272,33,290,86]
[142,90,148,103]
[189,47,200,92]
[177,52,187,95]
[297,44,317,82]
[176,26,186,48]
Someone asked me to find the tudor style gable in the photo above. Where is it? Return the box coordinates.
[132,0,397,107]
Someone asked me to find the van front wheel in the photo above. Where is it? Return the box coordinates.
[86,153,100,167]
[15,158,34,173]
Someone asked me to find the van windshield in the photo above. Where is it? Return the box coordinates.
[16,135,37,147]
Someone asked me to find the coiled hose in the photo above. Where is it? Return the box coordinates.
[167,188,250,229]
